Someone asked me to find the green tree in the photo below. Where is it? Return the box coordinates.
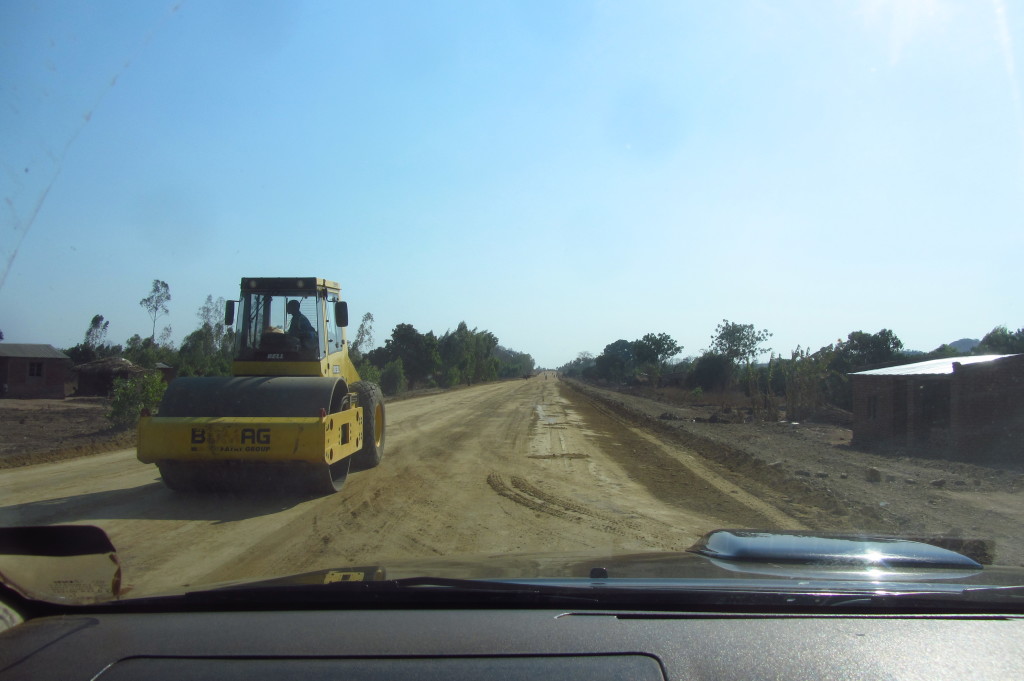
[140,279,171,341]
[197,295,224,331]
[977,325,1024,354]
[439,365,462,388]
[783,344,837,421]
[819,329,905,410]
[356,359,382,385]
[380,358,407,396]
[836,329,903,369]
[122,333,177,369]
[63,343,95,365]
[383,324,439,389]
[633,333,681,365]
[558,351,595,379]
[687,352,733,391]
[365,319,532,389]
[632,333,682,384]
[64,314,122,364]
[85,314,110,349]
[469,329,499,383]
[594,339,634,382]
[365,345,389,369]
[351,312,375,358]
[437,324,464,384]
[438,322,494,385]
[178,295,234,376]
[108,373,166,428]
[494,345,535,378]
[923,343,962,359]
[709,320,772,364]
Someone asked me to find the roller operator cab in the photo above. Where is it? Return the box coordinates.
[137,277,385,495]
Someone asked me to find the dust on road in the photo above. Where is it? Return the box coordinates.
[0,374,799,596]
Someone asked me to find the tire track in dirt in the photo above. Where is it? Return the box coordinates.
[486,472,693,547]
[486,472,618,530]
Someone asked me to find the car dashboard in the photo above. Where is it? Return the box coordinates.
[3,606,1024,680]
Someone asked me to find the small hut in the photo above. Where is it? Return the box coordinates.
[74,357,147,396]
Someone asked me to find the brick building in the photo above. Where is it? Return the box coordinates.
[0,344,72,399]
[851,354,1024,456]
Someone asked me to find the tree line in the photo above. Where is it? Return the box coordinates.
[63,280,235,378]
[559,319,1023,419]
[354,318,535,396]
[61,280,536,397]
[559,320,771,389]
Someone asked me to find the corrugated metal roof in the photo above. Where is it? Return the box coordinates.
[851,354,1018,377]
[0,343,69,359]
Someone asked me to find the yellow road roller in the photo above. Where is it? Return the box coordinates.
[138,277,384,494]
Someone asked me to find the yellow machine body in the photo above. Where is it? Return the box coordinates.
[138,412,363,465]
[137,277,384,494]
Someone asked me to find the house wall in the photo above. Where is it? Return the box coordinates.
[851,375,901,445]
[905,377,952,449]
[951,355,1024,455]
[1,357,69,399]
[853,355,1023,456]
[854,375,952,449]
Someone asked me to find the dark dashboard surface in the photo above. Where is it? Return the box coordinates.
[2,608,1023,680]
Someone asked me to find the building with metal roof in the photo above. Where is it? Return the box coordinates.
[850,354,1024,457]
[0,344,71,360]
[851,355,1015,377]
[0,344,71,399]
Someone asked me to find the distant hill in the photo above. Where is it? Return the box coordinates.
[948,338,980,353]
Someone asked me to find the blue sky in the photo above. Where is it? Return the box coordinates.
[2,0,1022,368]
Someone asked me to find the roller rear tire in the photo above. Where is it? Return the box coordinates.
[349,381,385,472]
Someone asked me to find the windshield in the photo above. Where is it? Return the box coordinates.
[1,1,1022,607]
[236,292,326,360]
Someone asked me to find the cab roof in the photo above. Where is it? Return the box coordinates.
[240,277,341,294]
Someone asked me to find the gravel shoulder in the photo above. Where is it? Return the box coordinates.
[562,378,1024,566]
[0,398,135,469]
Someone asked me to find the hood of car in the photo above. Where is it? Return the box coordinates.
[204,528,1022,594]
[4,526,1022,607]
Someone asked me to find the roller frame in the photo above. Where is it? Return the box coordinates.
[138,410,363,466]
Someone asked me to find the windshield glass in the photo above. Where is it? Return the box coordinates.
[237,292,324,360]
[1,1,1022,606]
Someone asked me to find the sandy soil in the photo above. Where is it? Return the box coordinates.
[564,379,1024,566]
[1,374,1022,600]
[0,397,134,468]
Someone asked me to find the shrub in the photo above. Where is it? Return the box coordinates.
[380,358,407,396]
[357,361,382,386]
[109,373,166,428]
[439,366,461,388]
[687,352,733,391]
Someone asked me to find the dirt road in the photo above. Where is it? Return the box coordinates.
[0,374,803,596]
